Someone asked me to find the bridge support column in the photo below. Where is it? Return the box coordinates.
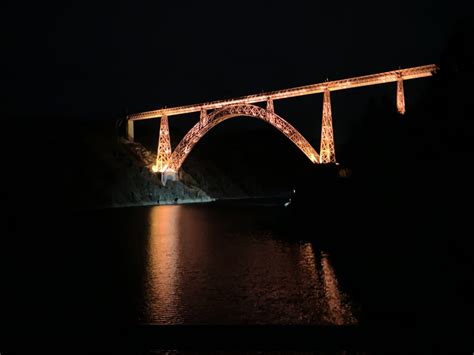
[199,108,208,127]
[320,90,336,164]
[266,98,274,122]
[153,113,172,173]
[397,76,406,115]
[266,98,274,113]
[127,120,134,142]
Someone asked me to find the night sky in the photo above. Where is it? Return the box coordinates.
[3,0,468,144]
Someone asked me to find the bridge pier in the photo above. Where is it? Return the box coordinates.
[127,120,134,142]
[320,90,336,164]
[397,76,406,115]
[266,98,274,113]
[266,98,274,122]
[199,108,208,127]
[154,113,172,173]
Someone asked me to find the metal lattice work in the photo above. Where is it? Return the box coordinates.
[266,98,274,115]
[397,78,406,115]
[153,114,172,172]
[127,64,437,121]
[126,64,437,179]
[320,90,336,164]
[199,108,208,127]
[166,104,320,172]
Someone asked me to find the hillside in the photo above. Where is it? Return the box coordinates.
[2,118,255,213]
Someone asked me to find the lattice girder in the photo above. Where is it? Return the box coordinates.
[127,65,437,121]
[320,90,336,164]
[166,104,320,172]
[154,114,172,172]
[397,77,406,115]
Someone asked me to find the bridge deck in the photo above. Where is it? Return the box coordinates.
[128,64,437,121]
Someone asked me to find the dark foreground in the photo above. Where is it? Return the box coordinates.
[2,166,474,353]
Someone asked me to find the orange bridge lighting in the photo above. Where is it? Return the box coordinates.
[126,64,437,185]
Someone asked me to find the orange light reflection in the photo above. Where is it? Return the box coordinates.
[300,243,357,325]
[145,205,181,323]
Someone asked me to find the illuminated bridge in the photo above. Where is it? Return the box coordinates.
[126,64,437,184]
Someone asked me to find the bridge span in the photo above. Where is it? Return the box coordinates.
[126,64,437,184]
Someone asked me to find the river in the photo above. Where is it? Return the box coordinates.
[3,198,472,350]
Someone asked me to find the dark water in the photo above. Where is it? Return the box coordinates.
[141,204,356,325]
[4,198,473,350]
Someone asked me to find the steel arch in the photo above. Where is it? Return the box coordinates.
[166,104,320,172]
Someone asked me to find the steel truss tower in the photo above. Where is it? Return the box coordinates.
[154,113,172,173]
[320,90,336,164]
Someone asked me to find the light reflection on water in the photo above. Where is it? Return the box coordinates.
[145,205,181,323]
[142,205,356,325]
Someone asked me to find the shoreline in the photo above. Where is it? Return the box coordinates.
[79,196,216,211]
[77,194,291,212]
